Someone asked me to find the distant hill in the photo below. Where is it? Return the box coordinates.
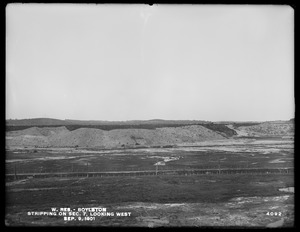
[64,119,210,125]
[6,118,210,127]
[6,118,71,126]
[214,121,262,124]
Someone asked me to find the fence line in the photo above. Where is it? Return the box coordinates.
[6,167,294,181]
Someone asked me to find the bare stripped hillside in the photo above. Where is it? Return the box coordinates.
[6,125,226,148]
[237,122,294,137]
[7,126,69,137]
[50,128,106,147]
[6,127,69,148]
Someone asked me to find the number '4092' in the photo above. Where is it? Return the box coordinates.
[266,212,282,216]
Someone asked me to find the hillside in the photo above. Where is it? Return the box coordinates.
[6,125,226,149]
[6,123,215,133]
[231,121,294,137]
[65,119,210,125]
[6,118,210,127]
[5,118,294,149]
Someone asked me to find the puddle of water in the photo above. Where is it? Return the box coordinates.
[154,161,165,166]
[164,203,185,207]
[151,156,180,166]
[278,187,294,193]
[269,159,286,163]
[6,156,78,163]
[8,187,61,192]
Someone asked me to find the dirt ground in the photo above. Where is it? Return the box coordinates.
[5,138,294,227]
[5,173,294,227]
[6,138,294,173]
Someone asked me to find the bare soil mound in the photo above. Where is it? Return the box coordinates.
[6,125,226,148]
[49,128,105,147]
[6,127,69,148]
[238,122,294,136]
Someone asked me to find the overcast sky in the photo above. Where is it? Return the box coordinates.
[6,4,294,121]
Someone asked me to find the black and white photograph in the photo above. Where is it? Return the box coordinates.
[5,3,294,227]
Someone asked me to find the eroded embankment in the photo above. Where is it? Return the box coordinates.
[6,125,228,148]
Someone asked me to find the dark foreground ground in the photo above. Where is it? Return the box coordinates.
[5,139,294,227]
[6,173,294,227]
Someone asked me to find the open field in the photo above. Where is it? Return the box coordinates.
[5,137,294,227]
[6,174,294,227]
[6,138,294,174]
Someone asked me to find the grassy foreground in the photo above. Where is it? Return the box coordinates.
[6,173,294,227]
